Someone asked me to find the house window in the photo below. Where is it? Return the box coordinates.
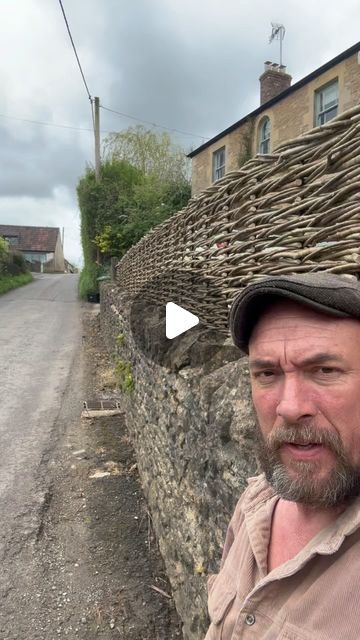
[212,147,225,182]
[315,80,338,126]
[259,117,271,154]
[3,235,18,247]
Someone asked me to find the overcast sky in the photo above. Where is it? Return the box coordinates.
[0,0,359,264]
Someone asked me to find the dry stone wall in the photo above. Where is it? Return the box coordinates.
[100,283,259,640]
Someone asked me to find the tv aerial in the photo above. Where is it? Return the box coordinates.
[269,23,286,66]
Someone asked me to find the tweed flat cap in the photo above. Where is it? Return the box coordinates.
[229,272,360,353]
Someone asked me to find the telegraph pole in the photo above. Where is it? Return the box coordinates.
[94,96,101,182]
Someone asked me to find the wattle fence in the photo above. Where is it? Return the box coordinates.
[115,104,360,331]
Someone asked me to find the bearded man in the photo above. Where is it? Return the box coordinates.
[205,272,360,640]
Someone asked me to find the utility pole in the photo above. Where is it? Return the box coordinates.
[94,96,101,182]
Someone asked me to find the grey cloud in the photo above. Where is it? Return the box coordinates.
[90,1,360,148]
[0,124,90,198]
[0,0,359,265]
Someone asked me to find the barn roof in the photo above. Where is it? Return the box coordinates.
[0,225,60,252]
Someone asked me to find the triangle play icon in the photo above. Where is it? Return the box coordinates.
[165,302,199,339]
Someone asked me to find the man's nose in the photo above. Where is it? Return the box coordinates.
[276,374,317,423]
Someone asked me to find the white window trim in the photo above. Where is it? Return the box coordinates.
[315,79,339,126]
[212,146,226,182]
[259,117,271,154]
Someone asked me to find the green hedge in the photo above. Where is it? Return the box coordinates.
[78,263,100,299]
[77,156,190,300]
[0,239,30,277]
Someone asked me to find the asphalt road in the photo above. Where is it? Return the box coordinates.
[0,274,82,635]
[0,274,180,639]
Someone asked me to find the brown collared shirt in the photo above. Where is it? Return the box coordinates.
[205,474,360,639]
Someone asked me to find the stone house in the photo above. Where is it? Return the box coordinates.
[188,41,360,194]
[0,225,65,273]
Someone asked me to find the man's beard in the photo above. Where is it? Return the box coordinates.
[255,422,360,507]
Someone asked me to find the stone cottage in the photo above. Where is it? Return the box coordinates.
[188,40,360,194]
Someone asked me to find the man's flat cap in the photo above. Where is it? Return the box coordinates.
[229,272,360,353]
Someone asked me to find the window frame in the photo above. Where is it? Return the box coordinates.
[212,146,226,182]
[314,79,339,126]
[258,117,271,154]
[3,235,19,248]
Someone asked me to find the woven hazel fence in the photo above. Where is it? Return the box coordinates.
[115,104,360,332]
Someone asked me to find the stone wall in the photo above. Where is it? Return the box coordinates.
[100,283,258,640]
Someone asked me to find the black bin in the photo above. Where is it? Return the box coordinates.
[87,292,100,303]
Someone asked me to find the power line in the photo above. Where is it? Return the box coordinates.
[58,0,92,102]
[100,104,210,141]
[0,108,206,143]
[57,3,209,147]
[0,112,111,134]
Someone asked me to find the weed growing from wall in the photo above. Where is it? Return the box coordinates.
[115,333,125,348]
[114,358,134,393]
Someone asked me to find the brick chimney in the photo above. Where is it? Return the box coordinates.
[259,61,292,105]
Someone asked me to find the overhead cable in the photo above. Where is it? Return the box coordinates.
[0,112,111,134]
[58,0,92,102]
[100,104,210,141]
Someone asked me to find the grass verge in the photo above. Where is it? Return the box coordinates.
[0,272,33,295]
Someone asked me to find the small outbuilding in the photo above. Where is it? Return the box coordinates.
[0,225,65,273]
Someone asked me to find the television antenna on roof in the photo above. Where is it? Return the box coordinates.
[269,23,286,66]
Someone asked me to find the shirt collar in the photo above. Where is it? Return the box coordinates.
[242,473,360,567]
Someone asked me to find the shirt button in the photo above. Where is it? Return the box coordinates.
[245,613,256,626]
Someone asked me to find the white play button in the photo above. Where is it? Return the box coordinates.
[165,302,199,339]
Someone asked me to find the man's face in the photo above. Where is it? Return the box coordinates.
[249,300,360,507]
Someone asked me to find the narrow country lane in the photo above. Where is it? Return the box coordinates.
[0,274,81,555]
[0,275,180,640]
[0,274,83,637]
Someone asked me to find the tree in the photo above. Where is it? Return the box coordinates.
[102,126,191,251]
[103,125,190,184]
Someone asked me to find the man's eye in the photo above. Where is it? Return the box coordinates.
[254,370,276,381]
[313,366,340,378]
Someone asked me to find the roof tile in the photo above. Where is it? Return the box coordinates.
[0,225,60,252]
